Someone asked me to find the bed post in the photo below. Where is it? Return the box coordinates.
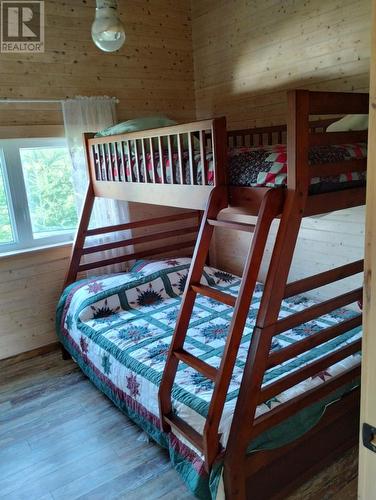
[63,184,95,289]
[61,134,95,360]
[63,133,96,290]
[223,90,311,498]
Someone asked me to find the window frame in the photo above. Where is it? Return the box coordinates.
[0,137,76,254]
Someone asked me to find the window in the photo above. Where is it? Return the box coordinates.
[0,158,14,245]
[0,138,78,253]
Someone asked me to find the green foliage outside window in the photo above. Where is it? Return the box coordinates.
[21,147,78,237]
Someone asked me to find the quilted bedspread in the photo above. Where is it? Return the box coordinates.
[56,259,361,499]
[99,143,367,192]
[227,142,367,191]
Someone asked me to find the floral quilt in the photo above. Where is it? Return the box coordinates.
[56,258,361,499]
[96,143,367,192]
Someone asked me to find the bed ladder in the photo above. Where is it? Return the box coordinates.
[158,185,285,470]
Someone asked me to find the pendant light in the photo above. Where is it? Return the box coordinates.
[91,0,126,52]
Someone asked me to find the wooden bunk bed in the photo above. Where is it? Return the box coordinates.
[58,89,367,499]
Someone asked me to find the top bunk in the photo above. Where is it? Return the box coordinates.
[84,89,369,217]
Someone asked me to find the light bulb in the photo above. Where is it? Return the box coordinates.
[92,0,126,52]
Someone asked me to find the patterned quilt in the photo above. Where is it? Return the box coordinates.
[98,143,367,192]
[228,142,367,192]
[56,259,361,499]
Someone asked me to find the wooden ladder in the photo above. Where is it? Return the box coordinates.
[158,185,285,470]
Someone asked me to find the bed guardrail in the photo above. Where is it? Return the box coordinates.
[226,118,336,148]
[84,118,227,211]
[250,257,363,440]
[228,91,368,216]
[302,92,368,215]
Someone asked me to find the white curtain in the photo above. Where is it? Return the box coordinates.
[62,96,131,274]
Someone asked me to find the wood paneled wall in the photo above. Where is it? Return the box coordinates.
[0,245,71,359]
[192,0,371,129]
[192,0,369,302]
[0,0,195,126]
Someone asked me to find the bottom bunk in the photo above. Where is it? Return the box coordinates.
[56,258,361,500]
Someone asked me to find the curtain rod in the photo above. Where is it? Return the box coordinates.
[0,99,64,103]
[0,97,119,104]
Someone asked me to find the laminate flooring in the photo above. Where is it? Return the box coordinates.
[0,350,358,500]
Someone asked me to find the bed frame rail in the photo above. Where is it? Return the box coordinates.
[227,118,336,148]
[267,314,362,369]
[244,385,360,499]
[64,205,201,287]
[237,255,362,447]
[284,259,364,298]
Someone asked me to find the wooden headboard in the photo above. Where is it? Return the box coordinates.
[227,118,337,148]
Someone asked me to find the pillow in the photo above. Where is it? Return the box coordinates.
[129,258,192,274]
[326,114,369,132]
[95,116,177,137]
[95,115,200,152]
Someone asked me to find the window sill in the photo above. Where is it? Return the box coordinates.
[0,241,72,260]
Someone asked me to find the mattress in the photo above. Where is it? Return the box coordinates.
[56,258,361,499]
[96,142,367,193]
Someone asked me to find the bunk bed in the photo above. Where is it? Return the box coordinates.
[56,90,367,499]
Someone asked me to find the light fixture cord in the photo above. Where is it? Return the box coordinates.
[96,0,117,9]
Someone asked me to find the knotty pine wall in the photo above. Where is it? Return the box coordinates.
[0,0,195,126]
[192,0,371,128]
[192,0,370,303]
[0,0,195,359]
[0,245,71,359]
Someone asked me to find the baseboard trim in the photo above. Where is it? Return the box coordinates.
[0,342,60,367]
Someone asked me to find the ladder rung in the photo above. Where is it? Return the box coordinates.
[164,413,204,452]
[174,349,218,381]
[207,219,255,232]
[191,284,236,307]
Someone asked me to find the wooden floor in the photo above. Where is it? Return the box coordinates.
[0,350,358,500]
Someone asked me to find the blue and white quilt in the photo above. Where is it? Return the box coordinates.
[56,258,361,499]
